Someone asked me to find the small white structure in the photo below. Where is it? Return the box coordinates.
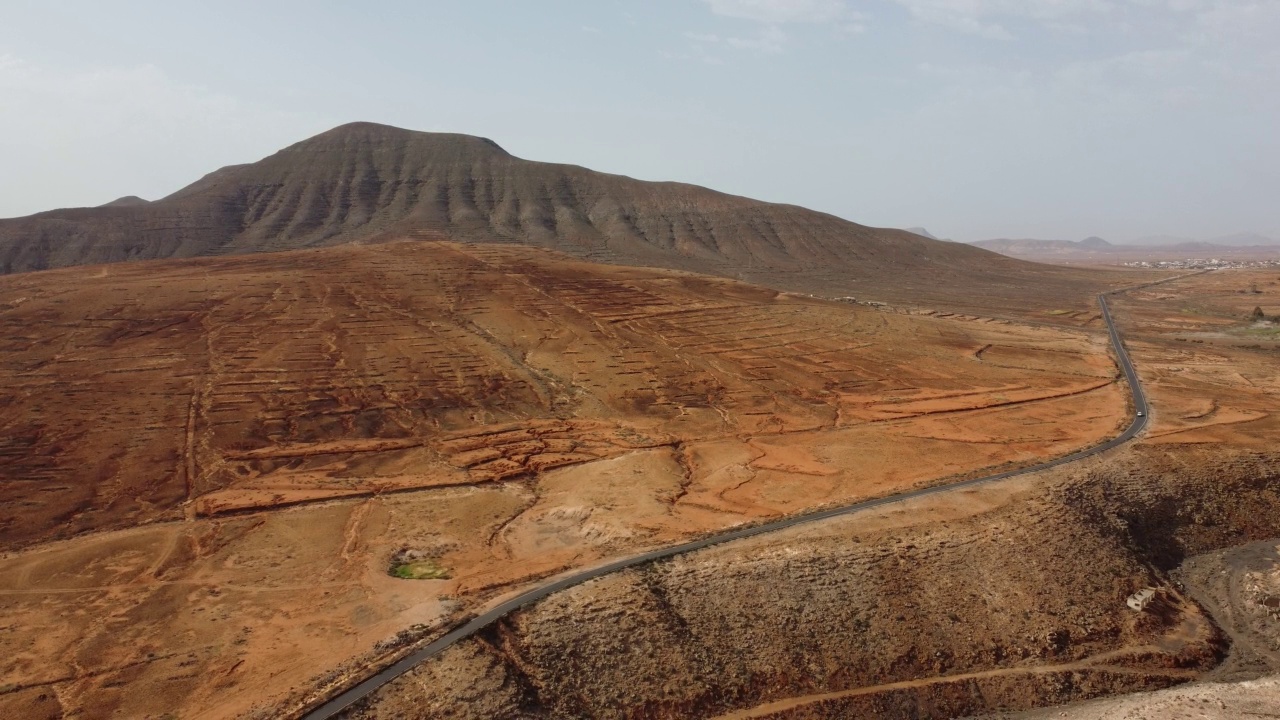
[1126,588,1157,612]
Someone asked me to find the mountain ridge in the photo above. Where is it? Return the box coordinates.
[0,122,1109,308]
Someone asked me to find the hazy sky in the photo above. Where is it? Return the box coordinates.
[2,0,1277,241]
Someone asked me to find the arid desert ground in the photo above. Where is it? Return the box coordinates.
[341,269,1280,719]
[0,121,1277,720]
[1,241,1277,718]
[0,237,1150,719]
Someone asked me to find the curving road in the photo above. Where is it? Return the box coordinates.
[299,292,1148,720]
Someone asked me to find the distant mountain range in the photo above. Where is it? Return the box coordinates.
[972,238,1114,256]
[910,228,1278,251]
[971,235,1280,262]
[1125,232,1279,247]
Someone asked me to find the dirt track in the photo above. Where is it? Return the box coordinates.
[1002,540,1280,720]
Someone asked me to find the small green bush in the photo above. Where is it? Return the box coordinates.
[391,560,451,580]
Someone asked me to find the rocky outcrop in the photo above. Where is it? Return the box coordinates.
[345,446,1280,719]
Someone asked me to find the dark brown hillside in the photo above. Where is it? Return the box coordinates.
[0,122,1120,308]
[100,195,151,208]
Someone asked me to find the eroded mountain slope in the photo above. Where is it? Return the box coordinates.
[0,123,1120,312]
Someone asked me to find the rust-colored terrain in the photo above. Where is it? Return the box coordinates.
[2,123,1275,720]
[341,270,1280,720]
[0,240,1132,719]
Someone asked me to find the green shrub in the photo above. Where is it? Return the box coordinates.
[391,560,451,580]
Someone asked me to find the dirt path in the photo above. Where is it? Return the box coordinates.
[1177,539,1280,678]
[709,662,1199,720]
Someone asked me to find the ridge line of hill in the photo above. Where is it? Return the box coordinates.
[0,121,1115,309]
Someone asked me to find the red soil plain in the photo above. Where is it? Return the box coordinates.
[346,268,1280,720]
[0,239,1135,719]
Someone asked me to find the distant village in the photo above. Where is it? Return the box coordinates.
[1122,258,1280,270]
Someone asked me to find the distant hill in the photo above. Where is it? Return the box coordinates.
[972,235,1280,263]
[972,238,1113,256]
[100,195,151,208]
[0,122,1112,309]
[905,227,939,240]
[1128,232,1279,247]
[1214,232,1279,246]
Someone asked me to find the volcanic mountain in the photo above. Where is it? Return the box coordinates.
[0,122,1108,306]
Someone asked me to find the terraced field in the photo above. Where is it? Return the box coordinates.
[339,269,1280,720]
[0,240,1128,719]
[1106,269,1279,449]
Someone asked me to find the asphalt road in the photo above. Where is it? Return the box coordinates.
[299,292,1149,720]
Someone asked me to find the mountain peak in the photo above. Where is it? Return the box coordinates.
[0,121,1092,314]
[100,195,151,208]
[297,121,510,157]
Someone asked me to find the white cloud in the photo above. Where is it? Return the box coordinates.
[694,0,865,55]
[1192,0,1280,41]
[888,0,1280,40]
[899,0,1279,139]
[703,0,852,23]
[0,55,328,217]
[685,31,723,43]
[689,25,790,54]
[889,0,1117,38]
[726,25,790,53]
